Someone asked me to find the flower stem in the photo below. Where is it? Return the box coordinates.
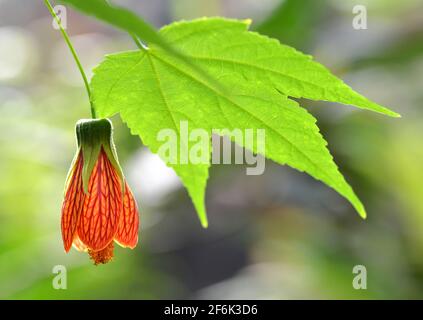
[44,0,96,119]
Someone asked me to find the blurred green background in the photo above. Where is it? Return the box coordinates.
[0,0,422,299]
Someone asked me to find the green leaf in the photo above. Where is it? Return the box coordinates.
[159,18,399,117]
[91,17,399,226]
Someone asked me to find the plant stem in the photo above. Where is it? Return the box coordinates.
[130,34,147,51]
[44,0,96,118]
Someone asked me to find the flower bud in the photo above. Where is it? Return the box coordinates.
[61,118,139,264]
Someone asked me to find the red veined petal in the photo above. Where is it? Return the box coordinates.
[77,147,122,251]
[61,151,85,252]
[115,182,139,249]
[72,234,88,252]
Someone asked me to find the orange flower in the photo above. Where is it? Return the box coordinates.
[61,119,139,265]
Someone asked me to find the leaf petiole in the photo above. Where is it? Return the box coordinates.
[130,34,148,51]
[44,0,96,118]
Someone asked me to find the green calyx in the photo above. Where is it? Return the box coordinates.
[75,118,125,194]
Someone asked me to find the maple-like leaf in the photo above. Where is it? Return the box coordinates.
[91,18,399,226]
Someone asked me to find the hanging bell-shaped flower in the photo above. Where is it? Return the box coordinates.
[61,118,139,265]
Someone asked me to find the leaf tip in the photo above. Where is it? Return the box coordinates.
[368,101,401,118]
[347,190,367,219]
[242,18,252,27]
[382,108,401,118]
[355,202,367,219]
[193,198,209,228]
[200,219,209,229]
